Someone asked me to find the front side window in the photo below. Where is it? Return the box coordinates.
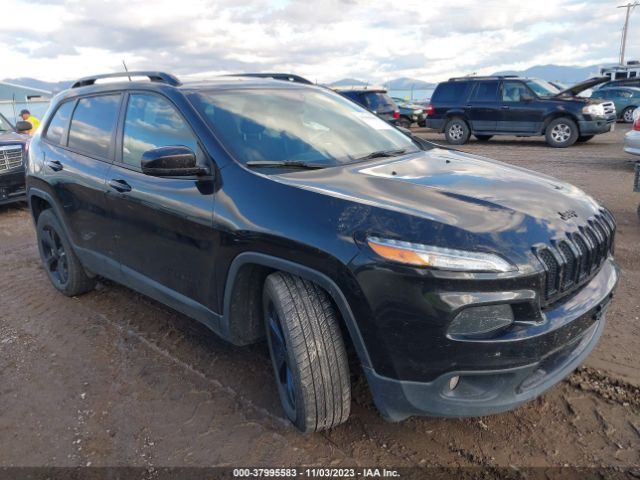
[189,87,419,167]
[501,82,533,102]
[68,94,121,158]
[0,114,12,132]
[45,101,75,145]
[122,94,198,167]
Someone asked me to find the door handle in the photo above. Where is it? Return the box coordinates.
[108,179,132,193]
[501,105,510,110]
[45,160,63,171]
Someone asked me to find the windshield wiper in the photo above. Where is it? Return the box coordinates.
[354,148,408,162]
[246,160,327,169]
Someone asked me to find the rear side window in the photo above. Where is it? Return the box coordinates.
[122,93,197,167]
[44,101,74,145]
[471,81,499,102]
[433,82,471,103]
[68,94,121,159]
[362,92,395,112]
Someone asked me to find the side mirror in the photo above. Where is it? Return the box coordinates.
[15,121,32,133]
[521,92,534,102]
[141,146,209,177]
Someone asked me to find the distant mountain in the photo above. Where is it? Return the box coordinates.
[492,64,601,83]
[385,77,436,90]
[328,78,369,87]
[330,77,435,89]
[2,78,72,94]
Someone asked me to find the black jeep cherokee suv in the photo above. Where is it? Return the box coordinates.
[426,76,616,147]
[27,72,619,432]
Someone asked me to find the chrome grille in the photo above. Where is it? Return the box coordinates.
[601,101,615,116]
[0,145,24,173]
[536,210,615,305]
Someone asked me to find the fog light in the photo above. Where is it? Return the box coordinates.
[448,304,514,336]
[449,376,460,391]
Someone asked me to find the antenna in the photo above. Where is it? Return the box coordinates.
[122,60,132,81]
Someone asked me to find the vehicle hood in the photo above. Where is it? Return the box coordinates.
[274,148,604,269]
[0,131,29,145]
[554,76,610,97]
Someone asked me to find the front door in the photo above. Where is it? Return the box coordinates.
[498,81,544,133]
[105,92,218,314]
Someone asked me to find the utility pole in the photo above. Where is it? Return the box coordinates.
[618,2,639,65]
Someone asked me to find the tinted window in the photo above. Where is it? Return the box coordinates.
[433,82,470,103]
[122,94,197,167]
[362,92,395,112]
[45,101,75,145]
[501,81,532,102]
[471,81,499,102]
[68,95,121,158]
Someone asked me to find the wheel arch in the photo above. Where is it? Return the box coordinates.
[542,112,580,134]
[221,252,372,369]
[441,110,469,131]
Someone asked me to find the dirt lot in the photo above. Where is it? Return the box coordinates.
[1,125,639,472]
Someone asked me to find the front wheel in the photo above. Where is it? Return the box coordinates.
[263,272,351,432]
[36,209,96,296]
[545,117,578,148]
[397,117,412,129]
[444,117,470,145]
[622,107,636,123]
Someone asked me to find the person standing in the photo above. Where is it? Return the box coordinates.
[20,109,40,135]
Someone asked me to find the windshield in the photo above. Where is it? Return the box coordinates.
[524,79,560,97]
[0,115,13,132]
[189,87,418,167]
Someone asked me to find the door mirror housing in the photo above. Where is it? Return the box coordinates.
[521,92,534,102]
[141,146,209,177]
[15,121,32,133]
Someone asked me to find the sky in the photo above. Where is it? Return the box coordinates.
[1,0,638,84]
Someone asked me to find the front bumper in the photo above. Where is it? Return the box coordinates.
[624,130,640,156]
[0,169,26,205]
[578,114,616,135]
[362,258,618,421]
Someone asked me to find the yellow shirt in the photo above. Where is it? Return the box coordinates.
[26,115,40,135]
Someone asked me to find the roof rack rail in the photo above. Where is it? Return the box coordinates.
[71,71,181,89]
[448,75,519,81]
[228,73,313,85]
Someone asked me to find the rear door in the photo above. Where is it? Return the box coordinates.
[498,81,545,133]
[40,94,122,271]
[466,81,499,132]
[105,91,218,313]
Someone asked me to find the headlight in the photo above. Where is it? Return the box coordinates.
[367,237,517,272]
[582,103,606,116]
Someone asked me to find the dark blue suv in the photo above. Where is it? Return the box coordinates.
[26,72,619,432]
[426,76,616,147]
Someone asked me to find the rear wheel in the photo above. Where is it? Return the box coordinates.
[36,209,95,296]
[545,117,578,148]
[263,272,351,432]
[474,134,493,141]
[577,135,595,143]
[444,117,470,145]
[622,106,636,123]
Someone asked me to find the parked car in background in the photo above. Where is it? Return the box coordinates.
[596,78,640,90]
[333,86,400,124]
[590,87,640,123]
[391,97,426,128]
[624,109,640,219]
[27,71,619,432]
[426,76,615,147]
[0,113,31,206]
